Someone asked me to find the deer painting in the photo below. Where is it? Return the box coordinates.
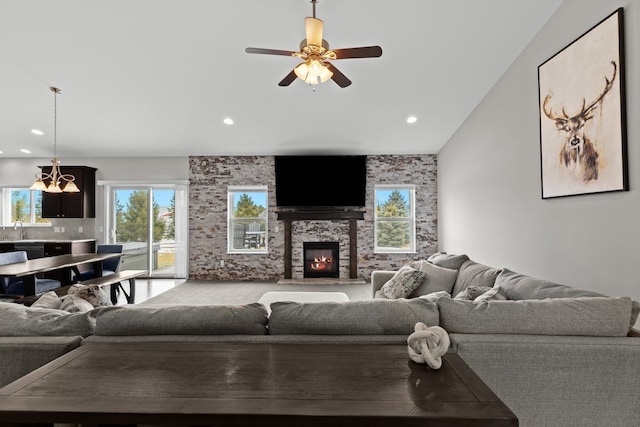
[542,61,617,182]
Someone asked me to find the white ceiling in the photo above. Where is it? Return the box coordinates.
[0,0,563,158]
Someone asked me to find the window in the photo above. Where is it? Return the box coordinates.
[228,186,268,254]
[1,188,50,226]
[101,180,189,279]
[374,185,415,253]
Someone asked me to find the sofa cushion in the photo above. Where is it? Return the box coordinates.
[495,268,606,300]
[454,286,492,301]
[94,303,268,336]
[427,252,470,270]
[438,296,633,336]
[407,261,458,296]
[380,265,426,299]
[473,286,507,302]
[0,302,97,337]
[268,299,439,335]
[451,260,502,297]
[417,291,451,303]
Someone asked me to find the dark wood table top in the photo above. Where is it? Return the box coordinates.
[0,252,120,277]
[0,343,518,426]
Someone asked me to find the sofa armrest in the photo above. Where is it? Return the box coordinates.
[370,270,396,298]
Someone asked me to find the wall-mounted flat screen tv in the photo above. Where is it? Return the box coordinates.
[274,155,367,209]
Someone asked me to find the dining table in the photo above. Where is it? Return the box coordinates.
[0,252,121,297]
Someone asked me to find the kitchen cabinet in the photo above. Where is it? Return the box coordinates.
[40,166,97,218]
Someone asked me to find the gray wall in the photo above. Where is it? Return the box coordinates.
[438,0,640,316]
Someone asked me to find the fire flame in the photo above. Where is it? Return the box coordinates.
[310,256,333,271]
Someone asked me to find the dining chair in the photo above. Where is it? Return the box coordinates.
[75,244,123,282]
[0,251,61,295]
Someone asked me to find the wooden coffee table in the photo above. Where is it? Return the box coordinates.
[0,343,517,426]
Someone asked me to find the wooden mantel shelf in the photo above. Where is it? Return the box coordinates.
[276,209,365,280]
[276,210,365,221]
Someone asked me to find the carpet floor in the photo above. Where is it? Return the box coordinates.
[141,280,373,305]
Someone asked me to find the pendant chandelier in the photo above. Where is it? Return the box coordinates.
[30,87,79,193]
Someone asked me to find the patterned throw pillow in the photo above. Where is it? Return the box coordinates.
[60,295,95,313]
[68,284,112,307]
[380,266,427,299]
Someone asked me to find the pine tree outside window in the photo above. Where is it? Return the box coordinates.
[1,188,50,226]
[374,185,416,253]
[228,186,268,253]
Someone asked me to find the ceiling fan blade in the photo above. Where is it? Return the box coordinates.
[278,70,298,86]
[305,17,323,46]
[245,47,296,56]
[326,63,351,88]
[332,46,383,59]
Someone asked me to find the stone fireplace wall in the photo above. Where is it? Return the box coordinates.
[188,154,437,281]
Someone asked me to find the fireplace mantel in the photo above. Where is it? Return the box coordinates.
[276,210,365,280]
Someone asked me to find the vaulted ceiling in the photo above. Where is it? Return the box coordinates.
[0,0,563,158]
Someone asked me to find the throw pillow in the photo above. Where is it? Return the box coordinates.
[454,286,493,301]
[68,284,112,308]
[31,291,62,309]
[380,266,427,299]
[407,261,458,296]
[474,286,507,302]
[60,295,95,313]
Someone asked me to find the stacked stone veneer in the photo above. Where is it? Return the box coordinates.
[188,155,437,281]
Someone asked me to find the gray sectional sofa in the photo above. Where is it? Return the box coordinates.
[1,252,639,427]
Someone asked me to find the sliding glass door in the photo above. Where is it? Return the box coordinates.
[104,183,187,278]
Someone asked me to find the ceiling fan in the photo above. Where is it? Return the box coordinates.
[245,0,382,88]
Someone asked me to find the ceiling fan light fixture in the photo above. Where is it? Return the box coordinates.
[294,60,332,85]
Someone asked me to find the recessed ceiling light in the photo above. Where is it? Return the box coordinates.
[406,115,418,124]
[0,150,3,154]
[20,149,32,154]
[223,118,234,125]
[31,129,44,135]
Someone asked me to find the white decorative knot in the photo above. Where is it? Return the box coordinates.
[407,322,450,370]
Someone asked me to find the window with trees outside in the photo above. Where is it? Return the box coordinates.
[102,182,189,279]
[1,188,50,226]
[228,186,268,254]
[374,185,416,253]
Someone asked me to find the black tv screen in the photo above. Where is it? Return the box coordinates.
[275,155,367,209]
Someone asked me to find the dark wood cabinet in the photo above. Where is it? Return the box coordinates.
[40,166,97,218]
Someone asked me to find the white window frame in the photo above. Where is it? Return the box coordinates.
[374,184,416,254]
[227,185,268,254]
[0,188,51,227]
[98,180,189,279]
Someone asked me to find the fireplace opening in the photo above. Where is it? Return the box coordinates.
[303,241,339,278]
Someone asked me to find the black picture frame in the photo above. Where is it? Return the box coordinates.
[538,8,627,199]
